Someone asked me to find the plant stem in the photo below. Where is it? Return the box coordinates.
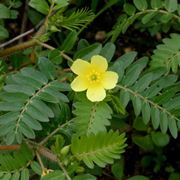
[35,40,74,62]
[57,159,72,180]
[0,29,35,49]
[116,84,180,123]
[0,40,36,57]
[0,145,20,150]
[36,152,45,170]
[0,2,54,57]
[39,120,73,146]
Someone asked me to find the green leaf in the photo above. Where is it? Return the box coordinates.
[37,91,59,103]
[10,10,18,19]
[0,123,15,136]
[29,0,49,15]
[41,87,69,102]
[110,14,127,42]
[11,172,20,180]
[164,0,178,12]
[31,99,54,118]
[122,57,148,86]
[74,174,96,180]
[58,9,94,31]
[100,42,115,62]
[20,168,29,180]
[60,31,77,51]
[132,135,154,150]
[0,4,10,19]
[133,117,147,131]
[160,112,168,134]
[71,131,127,169]
[4,84,35,96]
[12,74,42,89]
[30,161,42,175]
[151,33,180,73]
[151,107,160,130]
[151,0,162,9]
[111,51,137,81]
[111,159,124,180]
[20,67,48,84]
[0,144,33,172]
[1,173,11,180]
[41,170,66,180]
[0,112,19,125]
[22,113,42,130]
[119,90,130,108]
[26,105,49,122]
[77,39,89,50]
[123,3,136,16]
[110,95,126,115]
[168,117,178,138]
[122,14,140,33]
[48,49,62,65]
[74,43,102,60]
[38,57,56,80]
[19,122,35,139]
[0,102,23,111]
[0,25,9,40]
[169,172,180,180]
[160,14,173,23]
[54,0,69,9]
[50,81,71,91]
[142,12,157,24]
[127,175,150,180]
[131,96,141,117]
[178,4,180,15]
[151,131,170,147]
[73,96,112,135]
[133,0,148,11]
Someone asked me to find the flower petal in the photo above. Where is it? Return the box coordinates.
[86,86,106,102]
[71,76,89,92]
[91,55,108,72]
[71,59,91,75]
[102,71,118,89]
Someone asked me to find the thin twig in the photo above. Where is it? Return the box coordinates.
[0,145,20,150]
[57,159,72,180]
[0,2,53,57]
[36,151,45,170]
[39,120,73,146]
[0,29,34,49]
[35,40,74,62]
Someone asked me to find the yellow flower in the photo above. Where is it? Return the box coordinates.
[71,55,118,102]
[41,168,53,177]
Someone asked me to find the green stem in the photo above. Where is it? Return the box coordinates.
[39,120,74,146]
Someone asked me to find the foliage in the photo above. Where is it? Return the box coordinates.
[111,51,180,138]
[73,94,113,135]
[71,131,127,168]
[0,58,70,144]
[150,33,180,73]
[0,144,34,180]
[0,0,179,179]
[109,0,180,42]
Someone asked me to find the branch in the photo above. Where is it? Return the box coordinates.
[35,40,74,62]
[39,120,74,146]
[0,2,54,58]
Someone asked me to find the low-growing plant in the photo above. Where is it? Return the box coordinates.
[0,0,179,179]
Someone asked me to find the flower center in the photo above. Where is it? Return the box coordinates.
[87,70,101,84]
[90,74,98,81]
